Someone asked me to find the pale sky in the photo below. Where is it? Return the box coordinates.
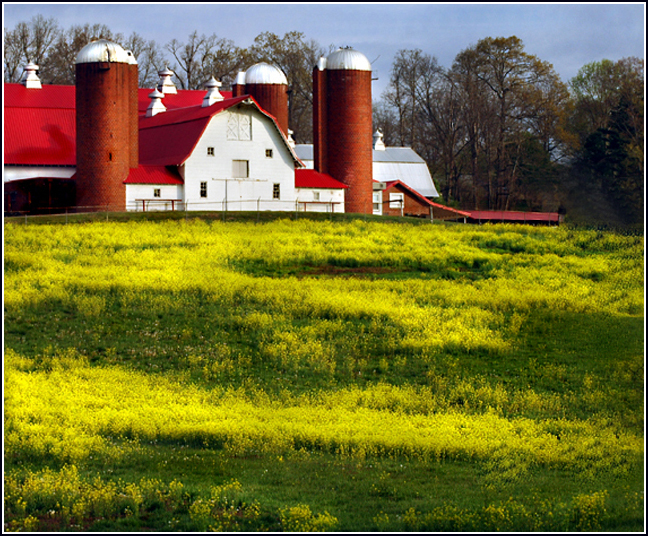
[3,2,645,98]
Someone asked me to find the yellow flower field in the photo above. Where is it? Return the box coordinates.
[4,217,644,531]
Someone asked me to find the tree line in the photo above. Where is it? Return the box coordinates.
[376,38,643,223]
[4,16,328,146]
[4,16,643,223]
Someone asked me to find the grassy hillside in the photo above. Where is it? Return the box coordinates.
[3,215,644,532]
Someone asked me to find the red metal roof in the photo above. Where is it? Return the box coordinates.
[138,96,250,166]
[139,95,302,168]
[4,84,76,166]
[4,83,75,109]
[295,169,348,189]
[465,210,561,222]
[124,165,183,185]
[5,83,298,171]
[137,88,233,115]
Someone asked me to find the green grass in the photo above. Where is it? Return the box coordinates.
[3,213,644,531]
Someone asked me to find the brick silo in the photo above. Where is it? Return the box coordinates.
[232,71,246,97]
[75,39,137,212]
[126,50,139,169]
[313,48,373,214]
[243,63,289,136]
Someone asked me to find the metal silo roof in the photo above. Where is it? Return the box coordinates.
[326,48,372,71]
[76,39,133,64]
[244,62,288,85]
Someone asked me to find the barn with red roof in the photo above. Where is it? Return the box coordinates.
[4,40,348,215]
[4,39,560,223]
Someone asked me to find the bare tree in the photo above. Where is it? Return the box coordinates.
[453,36,569,209]
[123,32,167,88]
[166,31,244,90]
[4,15,60,82]
[247,31,327,143]
[43,23,122,85]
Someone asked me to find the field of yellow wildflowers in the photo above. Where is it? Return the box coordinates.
[4,213,644,531]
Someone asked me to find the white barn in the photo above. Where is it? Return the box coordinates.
[133,93,303,212]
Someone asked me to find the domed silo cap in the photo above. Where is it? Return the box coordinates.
[244,62,288,85]
[326,48,372,71]
[76,39,132,64]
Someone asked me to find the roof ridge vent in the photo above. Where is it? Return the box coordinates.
[202,76,224,107]
[146,88,166,117]
[157,67,177,94]
[373,128,386,151]
[21,62,42,89]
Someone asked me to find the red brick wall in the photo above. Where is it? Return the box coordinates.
[381,185,431,218]
[246,83,289,136]
[75,61,130,211]
[325,69,373,214]
[312,67,328,175]
[128,62,139,168]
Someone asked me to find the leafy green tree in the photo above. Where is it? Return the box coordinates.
[570,58,644,224]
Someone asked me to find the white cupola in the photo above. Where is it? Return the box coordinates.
[21,62,42,89]
[373,129,386,151]
[157,67,177,94]
[202,76,224,107]
[146,88,166,117]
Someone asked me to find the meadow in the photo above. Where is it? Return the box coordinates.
[3,213,644,532]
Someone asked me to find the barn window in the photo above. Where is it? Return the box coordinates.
[265,149,273,158]
[232,160,249,178]
[313,191,320,201]
[227,113,251,141]
[273,183,280,199]
[200,182,208,198]
[389,192,404,209]
[207,147,215,156]
[153,188,161,198]
[373,192,382,214]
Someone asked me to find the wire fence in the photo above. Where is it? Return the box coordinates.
[3,197,348,224]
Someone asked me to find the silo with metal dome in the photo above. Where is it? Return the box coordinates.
[232,62,289,136]
[75,39,138,211]
[313,48,373,214]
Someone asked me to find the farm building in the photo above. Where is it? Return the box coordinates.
[294,128,440,200]
[4,39,555,223]
[3,41,370,216]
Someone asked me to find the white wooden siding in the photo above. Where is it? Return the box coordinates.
[183,107,297,211]
[126,184,184,211]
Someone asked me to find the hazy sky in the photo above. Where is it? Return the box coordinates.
[3,2,645,97]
